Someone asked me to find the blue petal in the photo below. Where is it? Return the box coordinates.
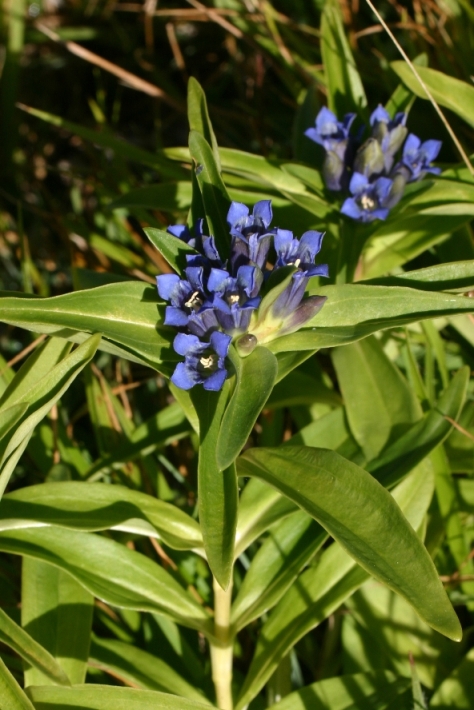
[164,307,189,327]
[370,105,390,126]
[341,198,363,220]
[349,172,368,195]
[300,230,324,257]
[173,333,203,357]
[208,268,230,294]
[156,274,180,301]
[203,369,227,391]
[316,107,339,135]
[210,331,232,358]
[421,139,442,162]
[171,362,199,390]
[403,133,421,156]
[227,202,249,227]
[304,127,323,145]
[274,229,294,254]
[306,263,329,278]
[167,224,189,240]
[252,200,273,228]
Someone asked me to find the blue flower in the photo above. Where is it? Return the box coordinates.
[227,200,274,271]
[171,331,231,391]
[168,220,224,269]
[274,229,329,277]
[396,133,442,181]
[208,265,263,334]
[156,266,209,327]
[304,107,356,152]
[341,173,393,223]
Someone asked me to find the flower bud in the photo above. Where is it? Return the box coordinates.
[323,150,346,191]
[353,138,385,178]
[235,333,258,357]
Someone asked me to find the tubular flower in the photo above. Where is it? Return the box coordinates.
[158,201,328,390]
[341,173,393,223]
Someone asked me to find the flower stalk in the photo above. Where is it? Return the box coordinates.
[210,576,234,710]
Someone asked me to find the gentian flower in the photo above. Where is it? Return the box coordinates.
[208,265,263,334]
[341,172,393,223]
[156,267,208,327]
[171,332,231,391]
[395,133,442,181]
[274,229,329,277]
[227,201,274,271]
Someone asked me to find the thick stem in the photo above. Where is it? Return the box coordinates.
[210,576,233,710]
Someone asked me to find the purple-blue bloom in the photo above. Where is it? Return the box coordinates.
[369,105,408,173]
[171,331,231,391]
[227,201,274,271]
[208,265,263,333]
[274,229,329,278]
[156,267,208,327]
[396,133,442,181]
[304,107,356,152]
[341,172,393,223]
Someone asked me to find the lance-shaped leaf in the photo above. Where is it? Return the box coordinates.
[267,284,474,353]
[89,636,212,704]
[321,0,367,116]
[237,446,461,641]
[0,283,175,373]
[26,685,214,709]
[0,527,211,633]
[0,605,70,687]
[0,481,203,551]
[362,260,474,293]
[188,130,231,260]
[235,462,436,708]
[0,335,101,499]
[216,346,278,470]
[192,385,237,589]
[22,559,91,687]
[0,657,35,710]
[187,77,221,169]
[391,62,474,129]
[144,227,199,276]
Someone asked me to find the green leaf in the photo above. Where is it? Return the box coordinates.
[0,283,175,373]
[0,335,100,499]
[0,481,203,551]
[234,463,435,708]
[0,403,29,441]
[234,478,297,558]
[188,130,230,259]
[430,648,474,708]
[321,0,367,116]
[26,685,213,709]
[216,346,278,470]
[369,367,469,487]
[237,446,461,641]
[231,511,326,631]
[268,671,410,710]
[410,655,428,709]
[360,213,473,279]
[391,61,474,128]
[22,559,91,686]
[362,260,474,293]
[144,227,199,275]
[268,284,474,353]
[0,527,211,633]
[332,336,421,460]
[192,385,237,589]
[0,605,70,687]
[0,657,35,710]
[187,77,221,170]
[89,636,212,704]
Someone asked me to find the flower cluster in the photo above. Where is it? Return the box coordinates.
[157,201,328,391]
[305,105,442,222]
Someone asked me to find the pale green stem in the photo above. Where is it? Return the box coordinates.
[210,577,233,710]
